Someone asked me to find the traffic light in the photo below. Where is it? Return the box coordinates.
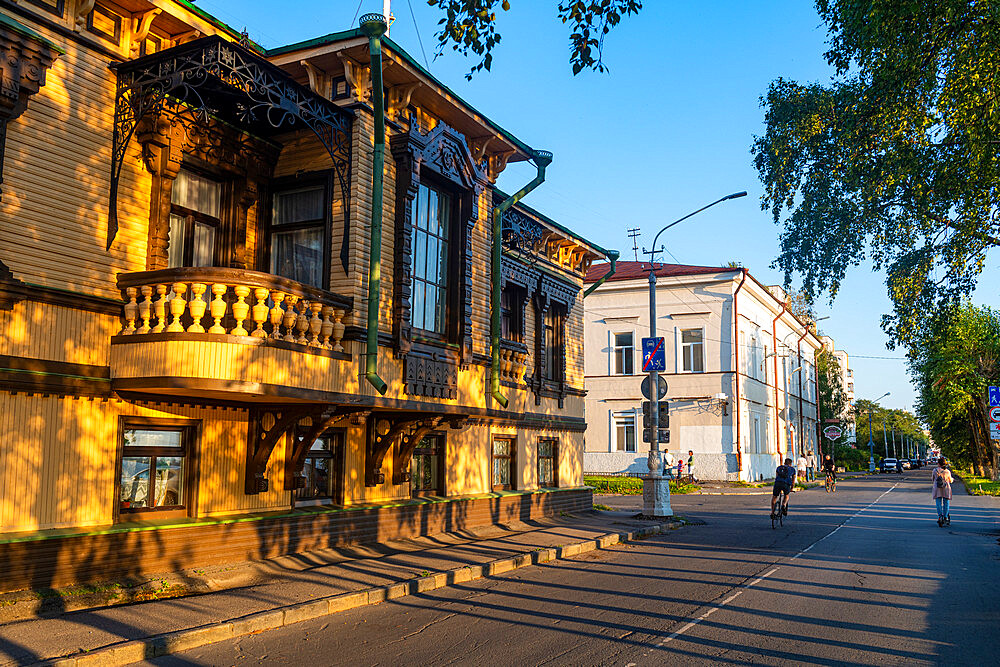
[641,401,670,443]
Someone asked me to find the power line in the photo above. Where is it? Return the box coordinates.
[352,0,365,26]
[406,0,431,69]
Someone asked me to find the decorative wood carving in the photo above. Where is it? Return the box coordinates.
[392,415,467,485]
[300,60,331,98]
[130,8,161,56]
[283,407,364,490]
[386,83,419,120]
[365,411,436,487]
[73,0,96,32]
[405,354,459,399]
[0,20,59,197]
[339,55,370,103]
[486,150,514,183]
[389,121,488,366]
[245,406,316,494]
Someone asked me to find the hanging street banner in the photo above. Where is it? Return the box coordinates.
[642,337,666,372]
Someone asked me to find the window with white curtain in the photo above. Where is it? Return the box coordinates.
[168,169,221,268]
[612,332,634,375]
[613,412,636,452]
[271,184,327,289]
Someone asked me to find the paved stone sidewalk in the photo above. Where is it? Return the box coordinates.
[0,512,668,666]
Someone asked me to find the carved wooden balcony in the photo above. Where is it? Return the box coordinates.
[499,338,529,385]
[110,268,355,402]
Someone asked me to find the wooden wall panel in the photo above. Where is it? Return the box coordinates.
[0,301,118,365]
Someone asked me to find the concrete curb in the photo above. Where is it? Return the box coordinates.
[36,521,681,666]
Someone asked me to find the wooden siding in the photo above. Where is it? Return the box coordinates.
[0,301,118,366]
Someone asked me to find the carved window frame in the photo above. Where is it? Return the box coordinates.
[23,0,65,17]
[86,3,122,45]
[500,256,537,349]
[529,273,579,406]
[389,121,488,371]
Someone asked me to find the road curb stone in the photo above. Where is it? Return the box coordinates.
[35,521,680,666]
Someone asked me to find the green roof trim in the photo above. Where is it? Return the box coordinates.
[173,0,246,43]
[0,12,65,54]
[266,29,535,159]
[498,189,617,260]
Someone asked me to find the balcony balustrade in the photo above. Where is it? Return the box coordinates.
[498,338,529,385]
[116,268,352,352]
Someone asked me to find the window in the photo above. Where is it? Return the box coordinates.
[87,4,122,44]
[751,414,762,454]
[681,328,704,372]
[613,412,636,452]
[538,439,557,487]
[411,435,444,496]
[271,183,328,288]
[410,182,453,334]
[169,169,222,268]
[500,284,525,342]
[295,432,343,502]
[24,0,64,17]
[139,33,162,57]
[544,304,566,381]
[612,332,634,375]
[119,427,188,515]
[492,437,515,491]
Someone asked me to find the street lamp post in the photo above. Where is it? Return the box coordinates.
[641,190,746,518]
[867,392,890,472]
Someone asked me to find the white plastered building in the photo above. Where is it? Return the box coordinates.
[583,262,823,481]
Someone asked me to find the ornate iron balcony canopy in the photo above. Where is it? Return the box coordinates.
[107,36,352,249]
[501,207,545,256]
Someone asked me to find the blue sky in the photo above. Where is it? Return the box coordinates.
[201,0,1000,415]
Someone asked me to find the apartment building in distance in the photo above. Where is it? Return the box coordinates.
[0,0,613,592]
[583,262,823,481]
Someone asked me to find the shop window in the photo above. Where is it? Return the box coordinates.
[410,435,444,496]
[410,181,454,335]
[87,4,122,45]
[270,180,329,289]
[492,437,515,491]
[538,439,557,488]
[168,169,222,268]
[119,426,191,516]
[295,432,343,502]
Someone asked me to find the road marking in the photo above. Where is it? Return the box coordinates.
[656,482,899,647]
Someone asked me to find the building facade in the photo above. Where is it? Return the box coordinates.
[0,0,611,592]
[583,262,822,482]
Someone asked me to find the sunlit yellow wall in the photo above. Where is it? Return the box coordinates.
[0,394,289,533]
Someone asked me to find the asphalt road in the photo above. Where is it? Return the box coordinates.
[152,471,1000,666]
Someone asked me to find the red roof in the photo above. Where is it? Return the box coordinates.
[584,261,735,284]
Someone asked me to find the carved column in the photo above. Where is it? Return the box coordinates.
[138,114,182,270]
[0,22,60,198]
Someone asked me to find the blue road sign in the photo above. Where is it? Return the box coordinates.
[642,336,666,372]
[990,386,1000,407]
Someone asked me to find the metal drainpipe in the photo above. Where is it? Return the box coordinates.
[360,14,388,394]
[490,150,552,407]
[732,269,748,478]
[772,302,788,459]
[582,250,619,298]
[795,326,810,458]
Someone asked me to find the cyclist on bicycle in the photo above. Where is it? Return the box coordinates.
[822,455,837,482]
[771,458,797,516]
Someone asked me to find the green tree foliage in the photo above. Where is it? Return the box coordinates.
[753,1,1000,345]
[852,398,929,461]
[909,303,1000,477]
[427,0,642,78]
[816,347,848,432]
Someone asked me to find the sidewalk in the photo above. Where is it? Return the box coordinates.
[0,512,676,666]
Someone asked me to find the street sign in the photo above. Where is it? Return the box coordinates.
[990,406,1000,423]
[823,425,842,440]
[990,422,1000,441]
[989,386,1000,407]
[640,375,668,400]
[641,337,666,372]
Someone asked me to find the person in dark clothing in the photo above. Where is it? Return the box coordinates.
[771,458,797,516]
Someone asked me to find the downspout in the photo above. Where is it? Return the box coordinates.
[490,150,552,408]
[772,302,788,459]
[732,269,747,479]
[582,250,619,298]
[795,327,810,458]
[360,14,388,395]
[815,348,823,457]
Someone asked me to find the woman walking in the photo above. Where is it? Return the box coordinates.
[931,457,953,526]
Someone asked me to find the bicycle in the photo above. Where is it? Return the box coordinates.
[825,472,836,493]
[770,488,789,528]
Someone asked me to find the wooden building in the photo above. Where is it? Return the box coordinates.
[0,0,613,593]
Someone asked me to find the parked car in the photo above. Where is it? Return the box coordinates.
[880,458,900,473]
[901,459,912,470]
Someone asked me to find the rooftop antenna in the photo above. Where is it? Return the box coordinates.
[383,0,394,35]
[627,227,641,262]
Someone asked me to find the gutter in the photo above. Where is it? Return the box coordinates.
[772,301,788,459]
[490,151,552,407]
[360,14,388,395]
[732,269,748,478]
[582,250,619,298]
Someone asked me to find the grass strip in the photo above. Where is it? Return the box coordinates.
[584,476,700,495]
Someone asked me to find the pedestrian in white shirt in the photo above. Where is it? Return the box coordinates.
[806,450,817,482]
[663,450,675,479]
[796,454,808,483]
